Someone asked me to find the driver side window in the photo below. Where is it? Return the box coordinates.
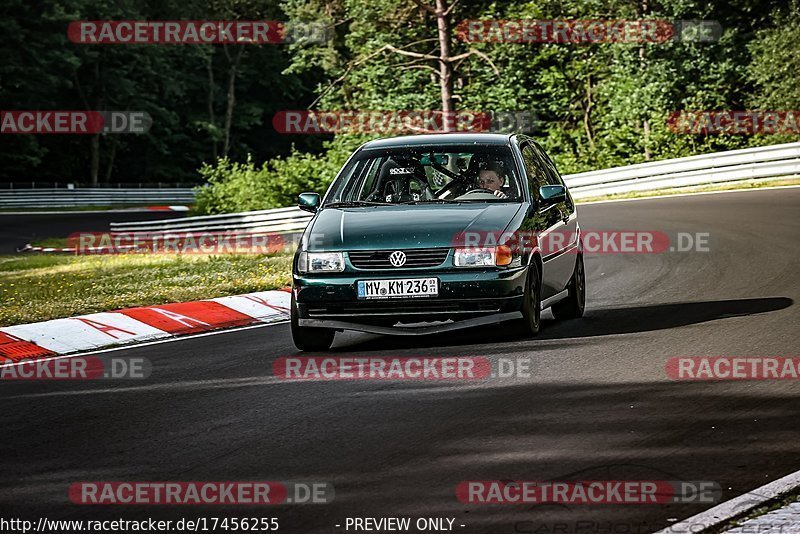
[532,143,563,186]
[521,143,548,201]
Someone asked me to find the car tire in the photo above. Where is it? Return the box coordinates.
[551,253,586,320]
[518,262,542,336]
[290,293,335,351]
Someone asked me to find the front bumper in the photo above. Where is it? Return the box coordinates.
[293,266,528,332]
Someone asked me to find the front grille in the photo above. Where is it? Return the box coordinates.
[348,248,449,269]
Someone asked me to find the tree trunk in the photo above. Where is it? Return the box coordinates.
[104,139,117,184]
[222,46,244,158]
[206,51,218,161]
[435,0,454,130]
[639,0,650,160]
[90,134,100,186]
[583,75,595,150]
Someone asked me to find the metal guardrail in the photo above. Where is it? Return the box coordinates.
[564,142,800,198]
[110,206,311,234]
[0,188,195,208]
[0,182,197,189]
[108,141,800,235]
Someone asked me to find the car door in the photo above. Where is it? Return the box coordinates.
[531,141,578,294]
[518,141,563,300]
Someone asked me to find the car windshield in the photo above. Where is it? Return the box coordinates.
[324,145,523,206]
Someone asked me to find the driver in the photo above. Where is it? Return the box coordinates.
[477,162,509,199]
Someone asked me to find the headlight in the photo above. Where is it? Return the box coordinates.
[454,245,514,267]
[298,251,345,273]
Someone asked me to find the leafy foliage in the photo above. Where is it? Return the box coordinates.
[2,0,799,205]
[194,136,357,213]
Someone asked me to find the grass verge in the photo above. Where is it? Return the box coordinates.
[0,253,292,327]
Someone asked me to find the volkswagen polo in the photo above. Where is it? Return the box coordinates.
[291,133,585,351]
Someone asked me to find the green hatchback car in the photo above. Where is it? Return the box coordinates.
[291,133,585,350]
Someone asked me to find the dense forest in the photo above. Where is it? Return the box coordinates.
[1,0,798,212]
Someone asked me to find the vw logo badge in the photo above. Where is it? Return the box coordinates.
[388,250,407,267]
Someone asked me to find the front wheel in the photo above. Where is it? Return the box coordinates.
[551,253,586,320]
[291,293,335,351]
[518,262,542,336]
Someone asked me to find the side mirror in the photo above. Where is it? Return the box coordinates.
[297,193,320,213]
[539,185,566,206]
[298,192,321,213]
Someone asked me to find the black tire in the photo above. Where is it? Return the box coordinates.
[518,262,542,336]
[551,253,586,320]
[290,294,335,351]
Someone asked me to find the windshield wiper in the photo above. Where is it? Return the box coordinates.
[326,200,391,208]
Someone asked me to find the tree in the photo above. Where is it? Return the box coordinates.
[747,2,800,109]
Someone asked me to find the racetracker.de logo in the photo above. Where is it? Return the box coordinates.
[1,111,151,134]
[69,481,334,505]
[272,110,535,134]
[68,231,285,255]
[274,357,493,380]
[456,480,721,504]
[68,20,331,44]
[667,111,800,135]
[455,19,721,43]
[451,230,708,255]
[0,357,151,380]
[666,357,800,380]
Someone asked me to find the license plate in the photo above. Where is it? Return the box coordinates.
[357,278,438,299]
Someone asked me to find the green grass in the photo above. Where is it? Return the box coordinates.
[27,237,71,248]
[0,253,292,327]
[576,176,800,203]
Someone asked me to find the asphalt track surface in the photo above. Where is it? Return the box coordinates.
[1,188,798,533]
[0,211,186,252]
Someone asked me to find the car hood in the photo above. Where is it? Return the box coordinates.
[306,203,523,251]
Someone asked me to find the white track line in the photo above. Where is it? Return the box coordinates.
[655,468,800,533]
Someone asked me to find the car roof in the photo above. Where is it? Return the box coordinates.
[361,133,515,150]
